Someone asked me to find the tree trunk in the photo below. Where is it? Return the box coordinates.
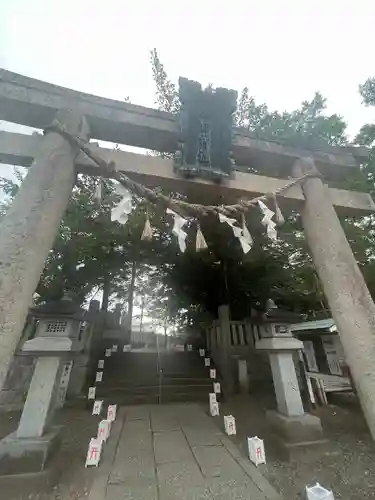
[164,317,168,348]
[140,297,144,335]
[127,260,137,335]
[101,276,110,312]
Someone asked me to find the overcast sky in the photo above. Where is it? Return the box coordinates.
[1,1,375,170]
[1,1,375,321]
[2,0,375,136]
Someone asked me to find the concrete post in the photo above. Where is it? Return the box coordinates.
[218,305,234,395]
[269,352,304,417]
[238,359,249,393]
[257,333,324,455]
[17,357,63,438]
[244,322,254,346]
[0,111,89,393]
[294,157,375,439]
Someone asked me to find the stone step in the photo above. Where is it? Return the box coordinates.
[96,390,210,405]
[93,350,214,405]
[99,377,212,386]
[96,383,212,395]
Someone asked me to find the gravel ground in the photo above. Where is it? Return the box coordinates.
[2,394,375,500]
[218,392,375,500]
[0,408,99,500]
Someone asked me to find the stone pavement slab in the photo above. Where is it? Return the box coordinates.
[117,420,153,454]
[158,485,213,500]
[106,484,158,500]
[192,445,246,480]
[183,425,222,446]
[88,403,284,500]
[208,478,266,500]
[123,418,151,433]
[156,460,205,488]
[109,450,156,485]
[124,406,152,421]
[154,430,193,464]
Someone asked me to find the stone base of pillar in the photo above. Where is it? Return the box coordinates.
[0,426,62,475]
[266,410,327,460]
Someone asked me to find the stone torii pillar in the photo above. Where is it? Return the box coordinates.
[0,110,89,393]
[294,157,375,440]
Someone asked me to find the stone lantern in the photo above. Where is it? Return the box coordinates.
[0,296,88,475]
[256,301,326,458]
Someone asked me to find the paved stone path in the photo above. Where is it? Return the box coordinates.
[89,403,283,500]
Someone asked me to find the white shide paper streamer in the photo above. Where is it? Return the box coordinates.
[166,208,188,252]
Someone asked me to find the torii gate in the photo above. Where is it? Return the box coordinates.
[1,70,375,438]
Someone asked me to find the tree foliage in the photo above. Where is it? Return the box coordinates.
[1,52,375,329]
[148,49,359,322]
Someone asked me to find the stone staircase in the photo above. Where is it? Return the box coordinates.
[95,350,214,405]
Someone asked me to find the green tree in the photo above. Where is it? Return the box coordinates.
[2,52,373,330]
[148,49,353,321]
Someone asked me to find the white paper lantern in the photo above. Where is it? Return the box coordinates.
[92,400,103,415]
[107,404,117,422]
[306,484,334,500]
[88,387,96,400]
[204,358,211,367]
[85,438,102,467]
[199,349,205,357]
[95,371,103,382]
[214,382,221,394]
[112,344,118,352]
[210,369,216,379]
[98,360,104,369]
[105,348,112,357]
[224,415,236,435]
[247,436,266,466]
[97,420,111,442]
[210,401,219,416]
[209,393,217,405]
